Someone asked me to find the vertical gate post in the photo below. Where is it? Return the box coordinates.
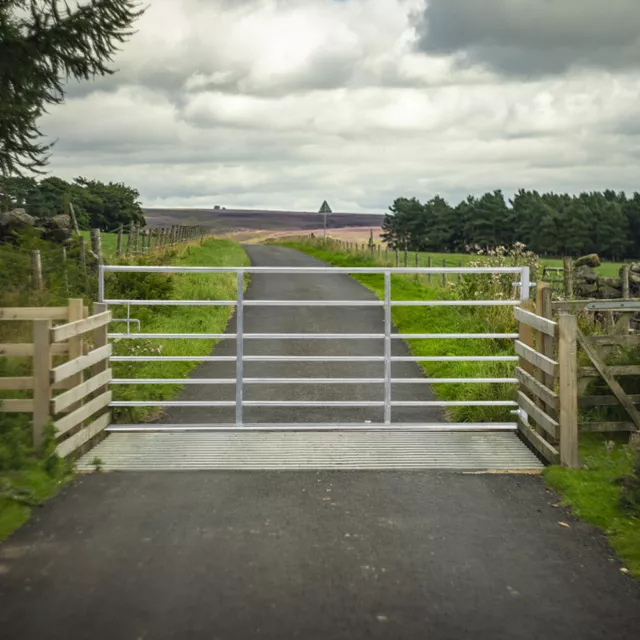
[236,271,244,426]
[93,302,110,397]
[384,271,391,424]
[558,313,579,468]
[33,319,52,447]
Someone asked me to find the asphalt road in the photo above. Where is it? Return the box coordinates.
[161,244,444,425]
[1,245,639,639]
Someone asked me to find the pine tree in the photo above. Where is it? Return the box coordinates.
[0,0,145,179]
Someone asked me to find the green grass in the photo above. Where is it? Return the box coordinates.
[80,230,119,259]
[277,240,517,423]
[0,465,70,540]
[334,245,625,278]
[544,434,640,577]
[108,237,249,422]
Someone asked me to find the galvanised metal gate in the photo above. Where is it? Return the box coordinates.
[99,264,530,432]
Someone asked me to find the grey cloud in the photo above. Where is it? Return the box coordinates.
[415,0,640,77]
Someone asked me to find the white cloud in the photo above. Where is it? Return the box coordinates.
[39,0,640,211]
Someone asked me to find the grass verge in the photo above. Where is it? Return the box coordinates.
[544,434,640,577]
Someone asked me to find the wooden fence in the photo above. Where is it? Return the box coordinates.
[0,299,112,458]
[516,284,640,467]
[113,224,213,259]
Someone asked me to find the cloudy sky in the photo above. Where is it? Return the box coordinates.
[42,0,640,212]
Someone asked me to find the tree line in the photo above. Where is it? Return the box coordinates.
[1,175,146,230]
[382,190,640,260]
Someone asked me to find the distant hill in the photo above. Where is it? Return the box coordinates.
[143,208,384,234]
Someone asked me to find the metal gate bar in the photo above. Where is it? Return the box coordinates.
[99,264,530,429]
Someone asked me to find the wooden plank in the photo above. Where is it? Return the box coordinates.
[32,319,52,448]
[0,377,34,390]
[518,301,536,377]
[0,307,68,321]
[517,417,560,465]
[515,367,558,409]
[56,412,111,459]
[580,394,640,407]
[517,391,559,439]
[515,307,557,337]
[50,311,112,343]
[52,369,113,414]
[580,365,640,377]
[576,328,640,431]
[0,343,68,357]
[53,391,112,437]
[51,345,112,383]
[66,298,85,415]
[0,399,34,412]
[579,421,635,432]
[588,335,640,347]
[552,298,640,312]
[514,340,558,377]
[558,314,579,468]
[540,285,556,396]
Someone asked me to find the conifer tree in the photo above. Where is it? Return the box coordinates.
[0,0,144,179]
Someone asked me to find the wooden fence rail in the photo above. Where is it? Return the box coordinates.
[0,299,112,458]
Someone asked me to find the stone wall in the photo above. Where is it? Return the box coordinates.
[574,254,638,298]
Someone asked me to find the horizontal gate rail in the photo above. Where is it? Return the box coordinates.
[100,263,530,429]
[111,377,518,385]
[103,298,522,308]
[108,332,519,340]
[111,400,518,408]
[110,355,519,363]
[102,265,526,275]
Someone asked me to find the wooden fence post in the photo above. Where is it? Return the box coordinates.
[67,298,85,413]
[61,246,69,294]
[558,313,579,468]
[79,237,88,287]
[563,256,574,298]
[91,228,102,263]
[442,259,447,287]
[116,225,123,258]
[395,249,399,267]
[404,249,408,268]
[32,319,52,447]
[458,261,463,283]
[31,250,43,290]
[134,226,140,253]
[92,302,109,396]
[622,265,630,299]
[125,223,133,255]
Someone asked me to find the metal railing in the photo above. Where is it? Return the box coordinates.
[99,264,530,429]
